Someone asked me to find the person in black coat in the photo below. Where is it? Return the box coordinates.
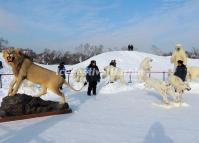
[0,61,3,69]
[86,60,101,96]
[57,62,66,90]
[130,44,134,51]
[174,60,187,82]
[128,45,130,51]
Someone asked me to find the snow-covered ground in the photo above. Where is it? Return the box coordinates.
[0,51,199,143]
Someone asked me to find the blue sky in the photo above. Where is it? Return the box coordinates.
[0,0,198,53]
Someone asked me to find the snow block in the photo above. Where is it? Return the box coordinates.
[0,94,72,118]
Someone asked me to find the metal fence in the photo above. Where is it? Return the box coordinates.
[0,71,168,88]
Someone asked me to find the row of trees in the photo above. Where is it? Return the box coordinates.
[0,37,135,64]
[17,44,105,65]
[33,43,130,64]
[1,37,199,64]
[0,38,114,64]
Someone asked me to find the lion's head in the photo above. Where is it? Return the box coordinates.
[3,48,33,76]
[3,48,22,65]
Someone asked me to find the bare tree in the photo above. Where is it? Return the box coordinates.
[75,43,104,58]
[0,37,8,51]
[151,45,163,56]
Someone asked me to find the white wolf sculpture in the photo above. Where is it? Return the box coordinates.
[138,57,153,81]
[167,70,191,103]
[140,58,189,104]
[187,66,199,81]
[72,68,85,83]
[138,58,171,103]
[103,65,125,84]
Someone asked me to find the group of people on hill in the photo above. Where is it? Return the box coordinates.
[57,43,188,96]
[128,44,134,51]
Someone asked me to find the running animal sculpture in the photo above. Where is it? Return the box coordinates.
[187,66,199,81]
[72,68,85,83]
[167,70,191,103]
[140,59,182,104]
[103,65,125,84]
[170,44,187,67]
[140,61,170,104]
[144,77,171,104]
[3,48,84,104]
[138,57,153,81]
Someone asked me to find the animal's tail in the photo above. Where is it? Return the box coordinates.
[63,81,87,91]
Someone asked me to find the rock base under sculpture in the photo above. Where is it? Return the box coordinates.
[0,94,72,122]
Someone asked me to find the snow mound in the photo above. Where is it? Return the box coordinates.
[71,51,199,72]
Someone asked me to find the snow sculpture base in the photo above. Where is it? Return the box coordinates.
[0,93,72,122]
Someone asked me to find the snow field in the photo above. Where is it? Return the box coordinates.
[0,51,199,143]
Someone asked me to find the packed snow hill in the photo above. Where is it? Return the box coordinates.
[0,51,199,143]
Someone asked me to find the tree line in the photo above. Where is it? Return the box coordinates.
[0,37,199,64]
[0,37,118,64]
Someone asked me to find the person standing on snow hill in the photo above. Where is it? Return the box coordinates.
[57,62,66,90]
[86,60,101,96]
[174,60,187,82]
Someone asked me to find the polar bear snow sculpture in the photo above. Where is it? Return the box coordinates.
[170,44,187,67]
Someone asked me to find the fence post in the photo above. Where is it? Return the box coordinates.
[128,72,132,83]
[163,72,165,81]
[67,73,70,84]
[149,72,151,78]
[0,74,2,88]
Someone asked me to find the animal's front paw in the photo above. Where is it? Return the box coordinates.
[9,92,16,96]
[7,92,12,96]
[163,100,169,105]
[10,93,15,96]
[59,101,65,105]
[7,89,13,96]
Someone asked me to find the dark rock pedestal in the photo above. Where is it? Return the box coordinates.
[0,94,72,117]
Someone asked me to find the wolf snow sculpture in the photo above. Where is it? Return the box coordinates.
[167,70,191,102]
[187,66,199,81]
[138,57,153,81]
[103,65,125,84]
[72,68,85,83]
[140,58,190,104]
